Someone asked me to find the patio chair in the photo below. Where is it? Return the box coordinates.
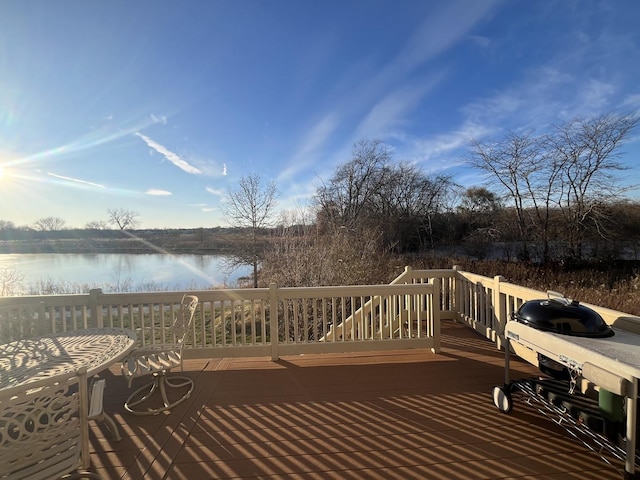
[121,294,198,416]
[0,367,101,480]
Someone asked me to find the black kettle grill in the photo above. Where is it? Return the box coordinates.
[512,291,614,338]
[512,291,614,379]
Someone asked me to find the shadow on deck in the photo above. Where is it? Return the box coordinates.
[89,320,627,479]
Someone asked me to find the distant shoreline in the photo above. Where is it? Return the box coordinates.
[0,228,249,255]
[0,240,229,255]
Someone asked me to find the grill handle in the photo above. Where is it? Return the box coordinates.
[546,290,574,306]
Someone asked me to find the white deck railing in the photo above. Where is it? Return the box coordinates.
[454,266,640,364]
[0,267,449,359]
[2,266,638,361]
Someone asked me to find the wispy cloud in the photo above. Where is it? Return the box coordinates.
[206,187,224,196]
[222,163,227,176]
[25,115,160,164]
[145,189,172,196]
[395,1,499,72]
[354,75,444,139]
[188,203,216,214]
[411,67,575,169]
[311,1,497,177]
[457,11,638,131]
[150,114,167,125]
[404,121,493,169]
[462,89,524,126]
[280,113,339,181]
[622,93,640,110]
[410,19,633,173]
[459,62,593,132]
[468,35,491,48]
[47,172,105,189]
[577,79,615,111]
[135,133,202,174]
[345,2,495,121]
[459,54,626,135]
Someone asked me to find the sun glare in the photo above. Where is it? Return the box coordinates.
[0,164,4,180]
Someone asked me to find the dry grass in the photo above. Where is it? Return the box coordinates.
[260,231,640,317]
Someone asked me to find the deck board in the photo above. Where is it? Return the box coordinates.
[88,321,629,479]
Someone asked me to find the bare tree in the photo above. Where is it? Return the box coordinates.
[34,217,66,231]
[468,113,639,261]
[0,268,24,296]
[107,208,140,230]
[374,164,453,250]
[546,113,639,259]
[409,172,455,249]
[222,174,279,287]
[316,139,454,251]
[85,220,110,230]
[458,187,503,215]
[0,220,16,230]
[468,131,542,258]
[316,139,391,231]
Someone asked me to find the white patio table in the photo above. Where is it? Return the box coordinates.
[0,328,136,478]
[0,327,137,390]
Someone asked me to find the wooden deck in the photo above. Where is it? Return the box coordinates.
[89,321,629,479]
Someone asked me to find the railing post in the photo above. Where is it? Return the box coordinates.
[430,278,441,354]
[493,275,505,350]
[403,265,412,282]
[89,288,103,329]
[390,265,413,285]
[269,283,279,361]
[452,265,461,323]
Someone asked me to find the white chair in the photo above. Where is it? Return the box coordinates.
[121,295,198,416]
[0,367,101,480]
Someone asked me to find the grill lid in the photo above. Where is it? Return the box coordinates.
[512,291,614,338]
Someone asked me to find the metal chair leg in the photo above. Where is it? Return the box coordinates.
[124,372,194,416]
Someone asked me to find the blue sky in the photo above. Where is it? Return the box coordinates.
[1,0,639,229]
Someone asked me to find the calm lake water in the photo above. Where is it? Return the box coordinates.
[0,253,251,294]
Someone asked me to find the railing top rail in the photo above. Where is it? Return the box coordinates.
[0,295,92,308]
[455,270,497,285]
[457,269,553,299]
[391,267,456,285]
[274,283,433,299]
[0,281,435,308]
[408,269,457,278]
[97,289,270,303]
[495,281,551,300]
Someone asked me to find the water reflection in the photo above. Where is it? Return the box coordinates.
[0,253,250,294]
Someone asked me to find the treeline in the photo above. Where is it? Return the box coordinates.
[305,113,640,262]
[260,113,640,288]
[324,114,640,262]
